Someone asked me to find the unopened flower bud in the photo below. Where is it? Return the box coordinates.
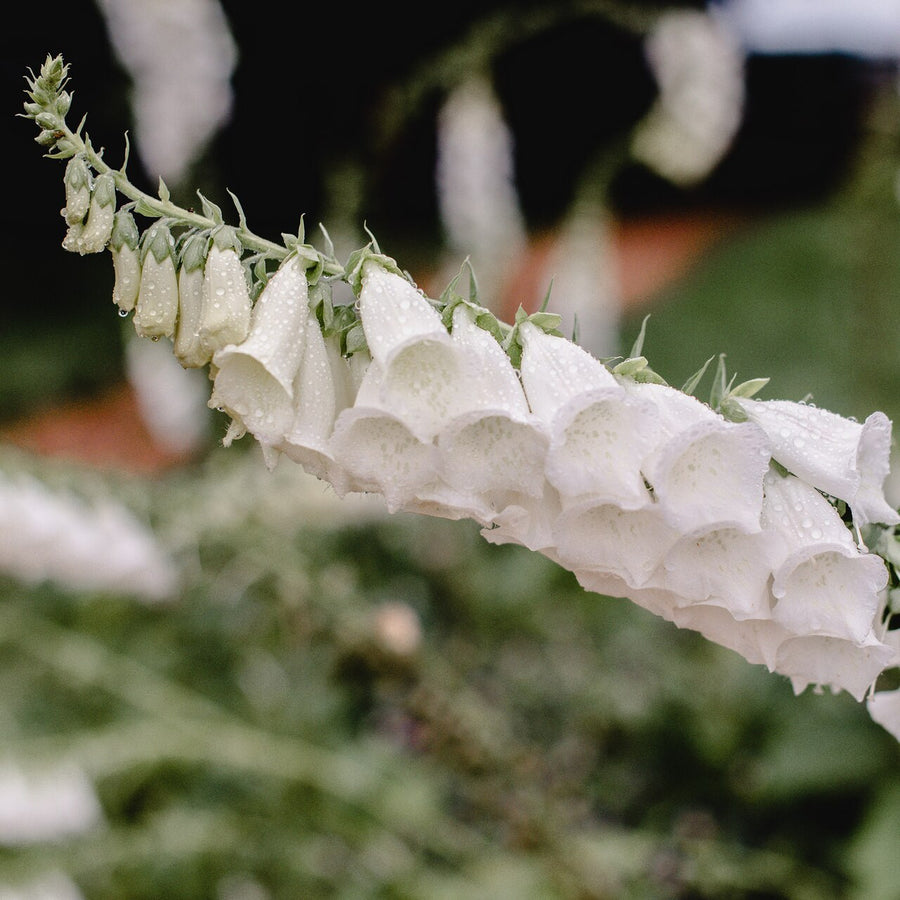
[109,210,141,313]
[63,172,116,254]
[198,231,252,357]
[62,156,91,225]
[174,232,212,368]
[133,222,178,339]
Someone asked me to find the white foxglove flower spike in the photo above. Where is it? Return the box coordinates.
[736,398,900,530]
[210,252,311,451]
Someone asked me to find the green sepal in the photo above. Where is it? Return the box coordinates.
[179,230,210,272]
[718,396,749,422]
[141,220,175,264]
[109,208,140,252]
[728,377,770,400]
[157,177,170,203]
[197,191,224,225]
[92,171,117,208]
[629,314,651,359]
[613,356,650,378]
[709,354,729,410]
[343,241,405,296]
[681,356,715,396]
[210,224,241,254]
[344,322,368,356]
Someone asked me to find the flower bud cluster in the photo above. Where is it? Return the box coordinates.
[191,254,900,710]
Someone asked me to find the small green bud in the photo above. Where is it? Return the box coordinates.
[35,129,59,147]
[55,92,72,116]
[110,208,140,253]
[134,222,179,339]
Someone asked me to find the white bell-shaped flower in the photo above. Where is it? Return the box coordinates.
[762,469,888,643]
[553,499,680,589]
[210,253,310,450]
[774,632,895,701]
[649,524,775,620]
[278,315,357,489]
[624,380,770,534]
[736,398,900,529]
[432,306,549,516]
[518,321,655,509]
[355,261,468,442]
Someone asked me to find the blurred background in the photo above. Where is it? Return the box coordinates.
[1,1,900,897]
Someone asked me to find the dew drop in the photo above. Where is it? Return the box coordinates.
[118,308,130,318]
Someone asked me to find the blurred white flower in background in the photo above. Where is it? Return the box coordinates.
[0,871,85,900]
[632,8,746,186]
[435,76,527,311]
[0,760,103,846]
[93,0,237,185]
[0,468,179,602]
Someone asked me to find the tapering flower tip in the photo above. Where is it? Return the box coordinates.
[735,398,900,529]
[669,604,790,670]
[762,470,887,643]
[109,209,141,313]
[355,262,465,442]
[552,499,680,589]
[278,312,352,484]
[133,222,179,339]
[328,404,439,512]
[62,155,91,225]
[437,305,548,499]
[199,240,252,358]
[624,381,770,533]
[517,320,621,423]
[868,686,900,742]
[650,525,774,620]
[210,253,310,448]
[774,632,895,701]
[173,233,211,368]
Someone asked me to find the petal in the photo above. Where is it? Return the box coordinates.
[771,548,887,643]
[545,391,658,508]
[774,632,895,701]
[669,605,789,670]
[552,500,680,589]
[174,266,210,368]
[358,261,448,368]
[737,398,900,528]
[279,314,350,487]
[867,687,900,742]
[651,525,774,619]
[517,321,619,424]
[574,568,683,621]
[328,408,438,513]
[209,255,310,447]
[133,254,178,339]
[479,486,562,553]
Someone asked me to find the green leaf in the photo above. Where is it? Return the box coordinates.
[729,377,770,400]
[157,176,170,203]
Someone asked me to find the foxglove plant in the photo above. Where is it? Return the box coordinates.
[19,54,900,742]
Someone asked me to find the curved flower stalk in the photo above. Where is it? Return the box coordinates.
[19,53,900,740]
[735,398,900,532]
